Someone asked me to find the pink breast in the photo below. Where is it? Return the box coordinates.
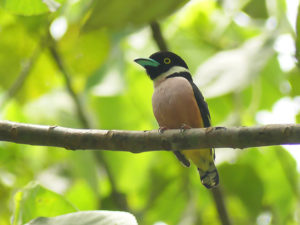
[152,77,204,129]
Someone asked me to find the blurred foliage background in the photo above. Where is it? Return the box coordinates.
[0,0,300,224]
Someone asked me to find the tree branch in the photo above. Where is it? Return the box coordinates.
[150,21,168,51]
[0,121,299,151]
[211,187,231,225]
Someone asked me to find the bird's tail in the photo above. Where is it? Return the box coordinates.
[182,148,219,189]
[198,162,219,189]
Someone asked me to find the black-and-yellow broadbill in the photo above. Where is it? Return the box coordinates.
[135,51,219,189]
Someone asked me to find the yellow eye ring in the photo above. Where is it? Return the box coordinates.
[164,58,171,64]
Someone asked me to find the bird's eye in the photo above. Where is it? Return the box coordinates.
[164,58,171,64]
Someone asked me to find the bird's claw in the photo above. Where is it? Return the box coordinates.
[159,126,168,134]
[180,123,192,132]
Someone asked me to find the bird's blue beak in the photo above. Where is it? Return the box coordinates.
[134,58,160,68]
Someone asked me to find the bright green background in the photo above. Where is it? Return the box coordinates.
[0,0,300,224]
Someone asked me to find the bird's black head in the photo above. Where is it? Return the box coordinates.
[134,51,189,80]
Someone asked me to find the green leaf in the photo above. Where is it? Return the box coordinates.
[194,34,275,98]
[70,151,99,196]
[13,182,77,225]
[243,0,268,19]
[25,211,138,225]
[83,0,188,31]
[142,172,187,224]
[205,94,234,125]
[288,69,300,97]
[0,10,58,104]
[86,42,124,93]
[20,51,62,103]
[258,55,285,110]
[274,149,298,196]
[0,0,61,16]
[0,15,36,91]
[65,180,98,210]
[238,148,297,224]
[58,26,110,78]
[219,163,264,220]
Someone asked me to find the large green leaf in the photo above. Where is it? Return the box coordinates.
[0,0,62,15]
[83,0,188,31]
[0,12,36,89]
[13,182,77,225]
[257,55,285,110]
[194,34,275,98]
[26,211,138,225]
[58,26,110,78]
[243,0,268,19]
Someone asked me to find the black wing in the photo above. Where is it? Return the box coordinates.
[174,151,190,167]
[190,81,215,160]
[190,82,211,127]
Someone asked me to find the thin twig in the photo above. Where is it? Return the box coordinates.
[48,43,90,129]
[211,187,232,225]
[150,21,168,51]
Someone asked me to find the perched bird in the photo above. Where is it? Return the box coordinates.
[135,51,219,189]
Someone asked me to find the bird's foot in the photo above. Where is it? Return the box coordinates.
[158,126,168,134]
[180,123,192,132]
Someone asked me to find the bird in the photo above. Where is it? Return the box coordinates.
[134,51,219,189]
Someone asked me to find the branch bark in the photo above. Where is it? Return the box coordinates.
[0,121,299,151]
